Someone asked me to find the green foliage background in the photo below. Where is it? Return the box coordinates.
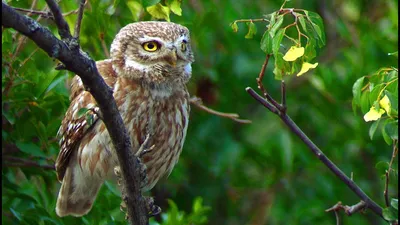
[2,0,398,224]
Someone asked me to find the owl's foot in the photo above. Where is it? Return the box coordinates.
[144,196,162,217]
[119,197,161,219]
[135,134,155,158]
[119,201,129,220]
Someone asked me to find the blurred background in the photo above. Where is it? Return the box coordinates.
[2,0,398,224]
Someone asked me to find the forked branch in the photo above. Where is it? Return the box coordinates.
[245,53,384,219]
[2,2,147,225]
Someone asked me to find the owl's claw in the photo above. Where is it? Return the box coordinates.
[135,134,155,158]
[144,196,162,217]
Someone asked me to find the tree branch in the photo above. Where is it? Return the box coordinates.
[2,2,147,225]
[3,156,55,170]
[246,87,384,219]
[326,201,367,216]
[189,96,251,124]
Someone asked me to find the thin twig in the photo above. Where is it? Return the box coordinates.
[12,7,53,18]
[256,54,283,111]
[245,87,384,218]
[19,47,40,69]
[326,201,367,216]
[44,0,72,39]
[384,140,398,207]
[3,156,55,170]
[99,32,110,58]
[189,96,252,124]
[73,0,86,39]
[326,202,342,225]
[256,54,270,94]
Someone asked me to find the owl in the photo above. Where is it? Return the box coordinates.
[55,21,194,217]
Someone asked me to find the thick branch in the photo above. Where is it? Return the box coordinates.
[246,87,384,219]
[2,3,147,225]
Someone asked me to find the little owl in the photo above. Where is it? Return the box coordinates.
[55,21,194,217]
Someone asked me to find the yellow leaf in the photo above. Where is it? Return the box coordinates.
[297,62,319,76]
[146,3,170,22]
[379,95,391,114]
[363,106,385,122]
[283,46,304,61]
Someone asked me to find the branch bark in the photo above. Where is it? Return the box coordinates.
[2,2,147,225]
[246,87,384,219]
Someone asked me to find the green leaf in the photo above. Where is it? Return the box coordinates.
[304,11,326,47]
[382,121,393,145]
[273,52,290,80]
[383,207,398,221]
[384,120,398,140]
[142,0,161,7]
[260,31,273,53]
[304,37,317,61]
[245,22,257,39]
[375,161,389,175]
[388,51,398,57]
[269,15,284,37]
[146,3,170,21]
[360,91,370,114]
[369,120,380,140]
[391,199,398,210]
[231,22,239,32]
[272,28,285,55]
[126,0,143,21]
[167,0,182,16]
[369,83,384,105]
[298,15,307,32]
[16,141,47,158]
[352,77,365,105]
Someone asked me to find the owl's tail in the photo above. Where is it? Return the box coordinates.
[56,159,103,217]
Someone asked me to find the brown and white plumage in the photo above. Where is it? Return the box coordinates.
[55,21,194,217]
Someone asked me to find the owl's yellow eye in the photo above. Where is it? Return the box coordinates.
[142,41,159,52]
[181,42,187,52]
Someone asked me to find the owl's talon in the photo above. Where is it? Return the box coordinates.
[144,196,162,217]
[135,134,154,158]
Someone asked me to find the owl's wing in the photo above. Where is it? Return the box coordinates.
[55,59,117,181]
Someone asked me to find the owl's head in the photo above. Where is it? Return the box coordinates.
[110,21,194,87]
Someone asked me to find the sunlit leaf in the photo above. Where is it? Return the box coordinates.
[297,62,318,76]
[363,106,385,122]
[379,95,391,114]
[283,46,304,61]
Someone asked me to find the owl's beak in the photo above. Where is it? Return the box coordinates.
[166,50,177,67]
